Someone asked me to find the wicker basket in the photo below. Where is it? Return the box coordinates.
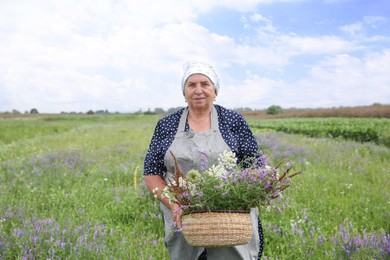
[181,211,253,248]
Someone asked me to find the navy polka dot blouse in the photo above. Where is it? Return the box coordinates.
[143,104,260,175]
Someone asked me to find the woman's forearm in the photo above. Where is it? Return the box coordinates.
[144,175,172,209]
[144,175,182,227]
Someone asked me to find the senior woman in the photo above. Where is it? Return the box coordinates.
[144,61,264,260]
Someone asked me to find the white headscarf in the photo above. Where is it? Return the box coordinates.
[181,61,220,96]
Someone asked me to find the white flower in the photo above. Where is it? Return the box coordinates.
[206,164,226,177]
[169,179,177,186]
[178,177,187,188]
[218,150,237,170]
[188,183,199,196]
[161,186,175,203]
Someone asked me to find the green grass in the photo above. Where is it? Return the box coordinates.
[248,117,390,147]
[0,115,389,259]
[0,114,167,259]
[254,131,389,259]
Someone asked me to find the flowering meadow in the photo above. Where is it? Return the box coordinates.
[0,114,389,259]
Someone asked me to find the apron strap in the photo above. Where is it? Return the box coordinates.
[210,105,219,131]
[178,107,189,132]
[178,106,219,132]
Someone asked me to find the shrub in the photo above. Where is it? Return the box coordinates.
[266,105,283,115]
[30,108,39,114]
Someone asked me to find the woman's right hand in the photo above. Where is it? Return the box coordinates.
[171,202,182,228]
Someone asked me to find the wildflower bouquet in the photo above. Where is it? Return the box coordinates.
[158,150,301,247]
[160,150,301,213]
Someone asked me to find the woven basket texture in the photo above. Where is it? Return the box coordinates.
[182,212,253,248]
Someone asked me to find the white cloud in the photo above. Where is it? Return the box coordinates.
[289,51,390,107]
[340,23,363,37]
[363,16,387,29]
[340,15,388,39]
[217,50,390,109]
[281,34,360,55]
[0,0,388,113]
[218,73,286,108]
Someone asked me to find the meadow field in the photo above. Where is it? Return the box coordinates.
[0,114,389,259]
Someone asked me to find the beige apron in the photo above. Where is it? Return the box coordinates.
[161,106,260,260]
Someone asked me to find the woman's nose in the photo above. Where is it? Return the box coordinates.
[195,84,203,94]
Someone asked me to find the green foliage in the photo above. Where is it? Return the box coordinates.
[254,131,390,259]
[266,105,283,115]
[249,117,390,147]
[30,108,39,114]
[0,114,166,259]
[0,114,389,259]
[0,118,73,146]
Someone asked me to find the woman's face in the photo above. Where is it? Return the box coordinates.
[184,74,216,111]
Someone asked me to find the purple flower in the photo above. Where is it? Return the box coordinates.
[240,171,248,182]
[264,181,272,190]
[219,175,228,181]
[181,192,192,199]
[214,184,223,190]
[339,224,349,244]
[13,227,23,238]
[176,224,187,233]
[196,190,203,199]
[318,235,326,245]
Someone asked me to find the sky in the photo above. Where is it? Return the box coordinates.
[0,0,389,113]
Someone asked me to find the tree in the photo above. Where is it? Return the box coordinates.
[30,108,39,114]
[266,105,283,115]
[154,107,165,114]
